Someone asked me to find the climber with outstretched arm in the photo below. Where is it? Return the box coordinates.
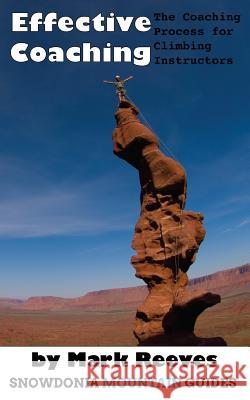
[103,75,133,101]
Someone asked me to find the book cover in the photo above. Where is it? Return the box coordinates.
[0,0,249,399]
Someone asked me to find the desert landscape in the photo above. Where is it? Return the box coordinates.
[0,263,249,346]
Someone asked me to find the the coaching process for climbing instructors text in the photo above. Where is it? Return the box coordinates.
[152,11,242,65]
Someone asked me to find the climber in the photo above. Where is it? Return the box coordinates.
[103,75,133,101]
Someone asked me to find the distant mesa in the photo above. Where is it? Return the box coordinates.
[0,264,249,312]
[0,298,24,308]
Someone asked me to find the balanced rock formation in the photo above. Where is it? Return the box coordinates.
[112,100,226,346]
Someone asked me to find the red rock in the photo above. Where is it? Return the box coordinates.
[112,99,226,345]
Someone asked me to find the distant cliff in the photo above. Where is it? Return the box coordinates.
[1,264,249,311]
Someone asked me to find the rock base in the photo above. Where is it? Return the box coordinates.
[138,291,227,346]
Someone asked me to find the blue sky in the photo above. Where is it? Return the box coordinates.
[0,0,249,298]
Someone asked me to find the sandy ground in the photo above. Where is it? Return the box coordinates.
[0,290,249,346]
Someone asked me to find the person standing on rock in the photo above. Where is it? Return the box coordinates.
[103,75,133,102]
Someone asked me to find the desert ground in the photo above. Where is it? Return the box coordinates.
[0,264,249,346]
[0,290,249,346]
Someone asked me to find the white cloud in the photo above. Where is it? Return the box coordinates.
[238,218,250,227]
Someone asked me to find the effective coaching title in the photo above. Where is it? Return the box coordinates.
[11,12,151,66]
